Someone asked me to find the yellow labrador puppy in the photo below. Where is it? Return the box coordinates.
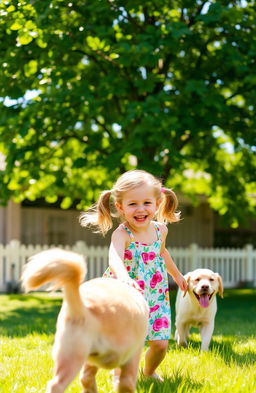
[175,268,223,351]
[21,248,149,393]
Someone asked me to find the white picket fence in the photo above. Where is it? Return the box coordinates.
[0,240,255,292]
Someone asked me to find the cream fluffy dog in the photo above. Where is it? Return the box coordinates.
[175,268,223,351]
[21,248,149,393]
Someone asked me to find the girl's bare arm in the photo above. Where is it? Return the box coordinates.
[109,228,142,291]
[109,228,130,280]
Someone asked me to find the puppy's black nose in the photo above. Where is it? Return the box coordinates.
[201,285,209,290]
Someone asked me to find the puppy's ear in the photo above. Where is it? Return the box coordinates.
[215,273,224,298]
[183,274,191,297]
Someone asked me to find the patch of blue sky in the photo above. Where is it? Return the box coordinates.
[201,0,248,14]
[2,90,40,107]
[212,126,235,153]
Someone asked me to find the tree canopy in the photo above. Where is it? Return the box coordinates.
[0,0,256,226]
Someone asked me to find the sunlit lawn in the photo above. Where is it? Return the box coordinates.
[0,289,256,393]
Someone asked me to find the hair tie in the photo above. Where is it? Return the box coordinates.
[161,187,166,193]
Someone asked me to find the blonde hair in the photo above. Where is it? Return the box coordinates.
[80,170,180,235]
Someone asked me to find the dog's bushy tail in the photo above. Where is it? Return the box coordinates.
[21,248,86,292]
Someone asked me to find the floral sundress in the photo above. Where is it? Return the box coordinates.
[104,221,171,341]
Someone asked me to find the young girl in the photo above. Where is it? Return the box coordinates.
[80,169,187,381]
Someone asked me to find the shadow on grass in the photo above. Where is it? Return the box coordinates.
[137,369,203,393]
[169,335,256,368]
[0,294,62,337]
[211,339,256,366]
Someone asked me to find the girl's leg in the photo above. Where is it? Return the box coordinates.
[143,340,168,379]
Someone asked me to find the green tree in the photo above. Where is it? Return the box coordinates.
[0,0,256,226]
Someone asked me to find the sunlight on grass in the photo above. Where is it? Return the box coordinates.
[1,290,255,393]
[1,334,53,393]
[233,339,256,355]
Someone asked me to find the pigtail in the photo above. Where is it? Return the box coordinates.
[97,190,114,234]
[157,188,181,224]
[79,190,113,235]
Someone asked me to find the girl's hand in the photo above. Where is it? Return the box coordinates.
[175,273,188,292]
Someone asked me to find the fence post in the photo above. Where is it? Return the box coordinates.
[245,244,254,284]
[72,241,88,256]
[6,240,21,293]
[190,243,198,271]
[9,240,21,280]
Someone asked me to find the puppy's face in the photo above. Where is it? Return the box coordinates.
[186,269,223,308]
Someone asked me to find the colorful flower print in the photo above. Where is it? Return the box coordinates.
[137,280,145,291]
[152,318,162,331]
[141,251,156,263]
[162,316,169,328]
[150,271,163,288]
[148,252,156,260]
[124,250,133,260]
[165,288,170,301]
[141,252,149,263]
[149,305,160,313]
[153,317,169,331]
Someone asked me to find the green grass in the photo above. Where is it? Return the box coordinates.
[1,290,256,392]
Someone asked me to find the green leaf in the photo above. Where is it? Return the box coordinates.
[7,5,16,12]
[18,32,33,45]
[10,22,22,30]
[24,60,38,76]
[61,197,72,209]
[36,38,47,48]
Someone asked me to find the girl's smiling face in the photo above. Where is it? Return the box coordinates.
[116,184,160,229]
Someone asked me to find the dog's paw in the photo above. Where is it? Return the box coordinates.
[176,338,188,348]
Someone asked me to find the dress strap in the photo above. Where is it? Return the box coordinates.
[121,223,135,240]
[153,221,161,240]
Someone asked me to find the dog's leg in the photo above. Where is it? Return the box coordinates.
[175,322,189,348]
[46,354,85,393]
[80,364,98,393]
[46,326,88,393]
[117,349,142,393]
[200,322,214,351]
